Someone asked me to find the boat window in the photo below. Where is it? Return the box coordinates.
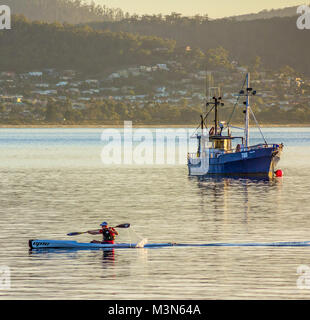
[213,139,231,151]
[214,140,224,149]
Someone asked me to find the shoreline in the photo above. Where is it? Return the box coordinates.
[0,124,309,128]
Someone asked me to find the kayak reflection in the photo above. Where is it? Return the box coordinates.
[28,247,116,265]
[102,248,115,266]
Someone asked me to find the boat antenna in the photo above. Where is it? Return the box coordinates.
[227,75,247,127]
[238,73,267,146]
[191,103,215,138]
[191,73,221,137]
[206,96,224,135]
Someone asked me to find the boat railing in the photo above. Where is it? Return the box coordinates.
[230,143,281,153]
[212,143,281,154]
[246,143,280,151]
[188,143,281,160]
[187,152,202,165]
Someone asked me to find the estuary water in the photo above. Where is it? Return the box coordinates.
[1,127,310,299]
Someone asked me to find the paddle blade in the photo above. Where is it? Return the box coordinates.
[115,223,130,229]
[67,232,84,236]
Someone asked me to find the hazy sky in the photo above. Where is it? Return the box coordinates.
[94,0,306,18]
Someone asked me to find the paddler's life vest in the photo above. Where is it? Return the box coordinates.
[100,228,117,241]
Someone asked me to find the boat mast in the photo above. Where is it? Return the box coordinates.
[214,98,218,135]
[206,96,224,136]
[245,73,250,148]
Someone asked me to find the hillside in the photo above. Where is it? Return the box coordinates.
[1,17,310,125]
[6,0,127,24]
[0,15,175,73]
[0,4,310,125]
[88,15,310,76]
[6,1,309,75]
[228,6,298,21]
[6,0,300,23]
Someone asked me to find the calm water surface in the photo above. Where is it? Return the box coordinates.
[1,127,310,299]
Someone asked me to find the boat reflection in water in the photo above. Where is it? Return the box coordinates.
[191,175,283,238]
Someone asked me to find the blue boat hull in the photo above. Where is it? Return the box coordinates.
[188,146,281,178]
[210,147,277,176]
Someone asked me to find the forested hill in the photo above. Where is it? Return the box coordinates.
[6,1,308,75]
[0,15,175,73]
[3,2,310,76]
[6,0,128,24]
[229,6,298,21]
[6,0,299,23]
[88,15,310,76]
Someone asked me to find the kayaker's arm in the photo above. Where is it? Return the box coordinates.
[87,229,101,235]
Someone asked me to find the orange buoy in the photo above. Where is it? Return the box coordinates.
[275,169,283,177]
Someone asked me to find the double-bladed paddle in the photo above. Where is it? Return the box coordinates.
[67,223,130,236]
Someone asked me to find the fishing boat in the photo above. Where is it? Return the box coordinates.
[187,73,283,179]
[29,239,310,250]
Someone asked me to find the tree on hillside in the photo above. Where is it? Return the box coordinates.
[206,47,232,70]
[45,101,59,121]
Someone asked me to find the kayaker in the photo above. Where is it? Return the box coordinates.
[88,221,119,244]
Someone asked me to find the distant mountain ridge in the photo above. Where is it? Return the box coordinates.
[5,0,302,24]
[88,14,310,76]
[3,1,310,76]
[227,6,299,21]
[6,0,128,24]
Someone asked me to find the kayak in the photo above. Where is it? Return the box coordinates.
[29,239,170,249]
[29,239,310,250]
